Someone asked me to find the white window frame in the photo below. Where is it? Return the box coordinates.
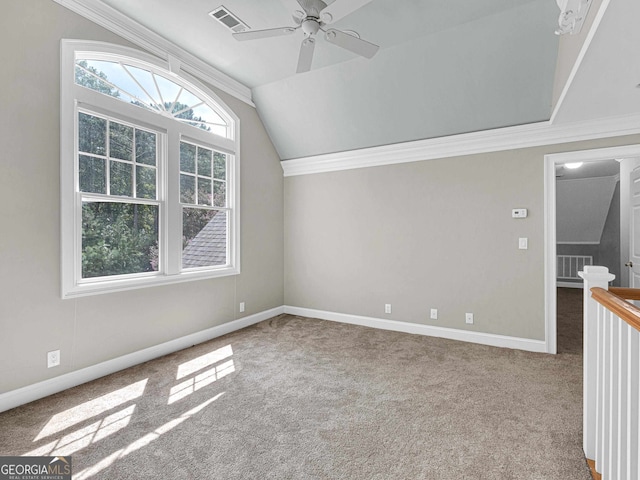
[61,40,240,298]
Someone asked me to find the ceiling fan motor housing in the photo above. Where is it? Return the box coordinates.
[301,18,321,36]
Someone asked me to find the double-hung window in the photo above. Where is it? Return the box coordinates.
[61,41,240,298]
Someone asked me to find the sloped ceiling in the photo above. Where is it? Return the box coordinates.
[96,0,560,160]
[556,175,618,243]
[551,0,640,124]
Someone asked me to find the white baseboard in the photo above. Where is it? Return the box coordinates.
[0,306,283,414]
[0,303,549,413]
[557,281,584,289]
[284,306,548,353]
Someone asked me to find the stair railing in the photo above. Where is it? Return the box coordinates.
[579,266,640,480]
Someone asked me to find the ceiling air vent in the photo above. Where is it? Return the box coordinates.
[209,6,249,33]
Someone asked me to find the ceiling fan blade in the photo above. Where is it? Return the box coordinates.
[295,0,329,17]
[324,28,379,58]
[322,0,372,22]
[296,37,316,73]
[233,26,297,41]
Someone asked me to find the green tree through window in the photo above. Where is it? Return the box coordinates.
[77,110,159,278]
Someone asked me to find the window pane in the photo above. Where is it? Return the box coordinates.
[109,122,133,161]
[180,142,196,173]
[213,180,226,207]
[213,152,226,180]
[136,165,156,199]
[75,63,119,99]
[123,65,163,106]
[174,89,202,112]
[198,178,211,206]
[79,155,106,194]
[82,201,159,278]
[78,113,106,155]
[197,147,212,177]
[190,104,225,127]
[155,74,182,108]
[210,125,228,138]
[110,161,132,197]
[180,174,195,204]
[135,130,156,166]
[182,208,227,268]
[74,58,231,137]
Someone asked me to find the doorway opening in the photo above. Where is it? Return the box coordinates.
[544,145,640,354]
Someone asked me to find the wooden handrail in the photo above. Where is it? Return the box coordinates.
[608,286,640,301]
[590,287,640,332]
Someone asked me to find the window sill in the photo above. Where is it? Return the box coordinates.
[62,267,240,299]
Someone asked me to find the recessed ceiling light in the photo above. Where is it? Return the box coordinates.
[565,162,583,169]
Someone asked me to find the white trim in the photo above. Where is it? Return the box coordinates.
[281,113,640,177]
[550,0,611,123]
[0,302,553,413]
[0,306,284,413]
[52,0,254,106]
[544,157,558,354]
[557,281,584,288]
[557,241,601,245]
[284,306,547,353]
[544,144,640,357]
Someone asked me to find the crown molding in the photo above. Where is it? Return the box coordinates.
[281,113,640,177]
[53,0,254,106]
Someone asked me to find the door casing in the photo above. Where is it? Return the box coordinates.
[544,144,640,354]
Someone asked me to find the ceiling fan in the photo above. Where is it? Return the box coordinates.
[232,0,379,73]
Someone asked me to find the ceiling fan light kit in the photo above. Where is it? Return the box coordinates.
[232,0,379,73]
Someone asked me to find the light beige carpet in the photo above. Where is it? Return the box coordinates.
[0,289,591,479]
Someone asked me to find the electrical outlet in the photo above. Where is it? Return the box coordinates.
[430,308,438,320]
[385,304,392,314]
[465,313,474,325]
[239,302,245,313]
[47,350,60,368]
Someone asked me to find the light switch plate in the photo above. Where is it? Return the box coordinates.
[512,208,528,218]
[519,237,528,250]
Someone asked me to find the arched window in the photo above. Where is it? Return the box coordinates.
[61,40,240,298]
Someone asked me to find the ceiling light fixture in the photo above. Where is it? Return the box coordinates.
[554,0,592,35]
[565,162,583,169]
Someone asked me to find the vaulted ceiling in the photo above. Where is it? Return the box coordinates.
[86,0,639,161]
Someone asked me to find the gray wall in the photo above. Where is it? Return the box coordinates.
[0,0,283,393]
[285,137,640,341]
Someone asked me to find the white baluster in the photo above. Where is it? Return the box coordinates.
[602,308,611,476]
[629,326,639,480]
[618,319,629,479]
[609,312,619,480]
[596,303,605,469]
[580,266,616,461]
